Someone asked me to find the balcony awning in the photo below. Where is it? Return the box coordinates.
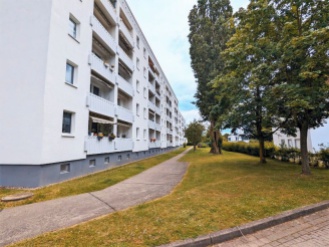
[91,116,114,125]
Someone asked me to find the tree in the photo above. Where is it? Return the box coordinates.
[269,0,329,174]
[215,0,282,163]
[185,120,205,151]
[188,0,233,154]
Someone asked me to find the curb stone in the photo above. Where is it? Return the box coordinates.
[158,200,329,247]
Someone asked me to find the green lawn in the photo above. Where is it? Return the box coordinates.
[11,148,329,247]
[0,148,185,209]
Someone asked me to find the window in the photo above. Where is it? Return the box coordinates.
[62,111,73,134]
[136,80,140,92]
[65,63,75,84]
[136,36,140,48]
[127,154,130,160]
[68,15,79,40]
[136,104,140,116]
[104,157,110,164]
[143,108,146,119]
[60,163,70,174]
[89,159,96,167]
[136,58,140,70]
[143,67,146,78]
[118,155,122,161]
[143,87,146,98]
[91,85,100,96]
[143,48,147,58]
[143,129,146,140]
[136,127,140,140]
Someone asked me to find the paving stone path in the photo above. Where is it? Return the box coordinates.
[0,148,191,247]
[213,208,329,247]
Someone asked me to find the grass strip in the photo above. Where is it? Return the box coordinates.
[11,148,329,246]
[0,148,185,209]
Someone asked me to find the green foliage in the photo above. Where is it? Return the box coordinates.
[223,141,276,158]
[188,0,233,154]
[214,0,329,172]
[184,120,205,150]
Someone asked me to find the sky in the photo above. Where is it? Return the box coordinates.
[126,0,250,124]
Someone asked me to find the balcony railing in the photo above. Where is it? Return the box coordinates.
[115,138,133,152]
[89,53,115,84]
[117,76,133,96]
[148,120,160,131]
[118,47,134,71]
[87,93,115,118]
[91,15,116,52]
[148,101,156,112]
[116,105,133,123]
[119,19,133,47]
[149,141,161,149]
[85,136,115,155]
[100,0,117,21]
[85,136,133,155]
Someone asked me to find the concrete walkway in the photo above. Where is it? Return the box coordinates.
[214,208,329,247]
[0,148,191,247]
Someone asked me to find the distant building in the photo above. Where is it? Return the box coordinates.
[273,119,329,152]
[0,0,185,187]
[227,129,249,142]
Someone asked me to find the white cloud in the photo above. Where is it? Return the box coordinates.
[181,109,202,125]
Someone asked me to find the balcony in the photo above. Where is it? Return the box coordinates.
[85,136,115,155]
[90,16,116,52]
[148,120,161,131]
[98,0,117,21]
[148,101,156,112]
[149,141,161,149]
[148,83,156,94]
[115,138,133,152]
[118,47,134,71]
[119,19,133,47]
[116,105,133,123]
[117,76,133,96]
[89,53,115,84]
[87,93,115,118]
[85,136,133,155]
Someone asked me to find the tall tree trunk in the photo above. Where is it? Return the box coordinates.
[193,144,196,152]
[255,86,266,163]
[300,122,311,175]
[259,135,266,164]
[209,120,221,154]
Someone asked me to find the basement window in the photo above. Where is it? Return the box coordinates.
[60,163,70,174]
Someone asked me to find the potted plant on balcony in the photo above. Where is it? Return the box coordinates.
[97,132,104,141]
[109,133,116,141]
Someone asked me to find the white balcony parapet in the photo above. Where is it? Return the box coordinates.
[117,76,133,96]
[119,19,134,47]
[148,120,160,131]
[116,105,133,123]
[85,136,115,155]
[149,141,161,149]
[148,82,156,94]
[118,47,134,71]
[115,138,133,152]
[99,0,117,22]
[148,101,156,112]
[87,93,115,118]
[89,53,116,84]
[91,15,116,52]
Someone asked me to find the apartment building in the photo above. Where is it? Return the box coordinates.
[273,119,329,152]
[0,0,186,187]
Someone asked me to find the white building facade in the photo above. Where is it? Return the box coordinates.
[273,120,329,152]
[0,0,186,187]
